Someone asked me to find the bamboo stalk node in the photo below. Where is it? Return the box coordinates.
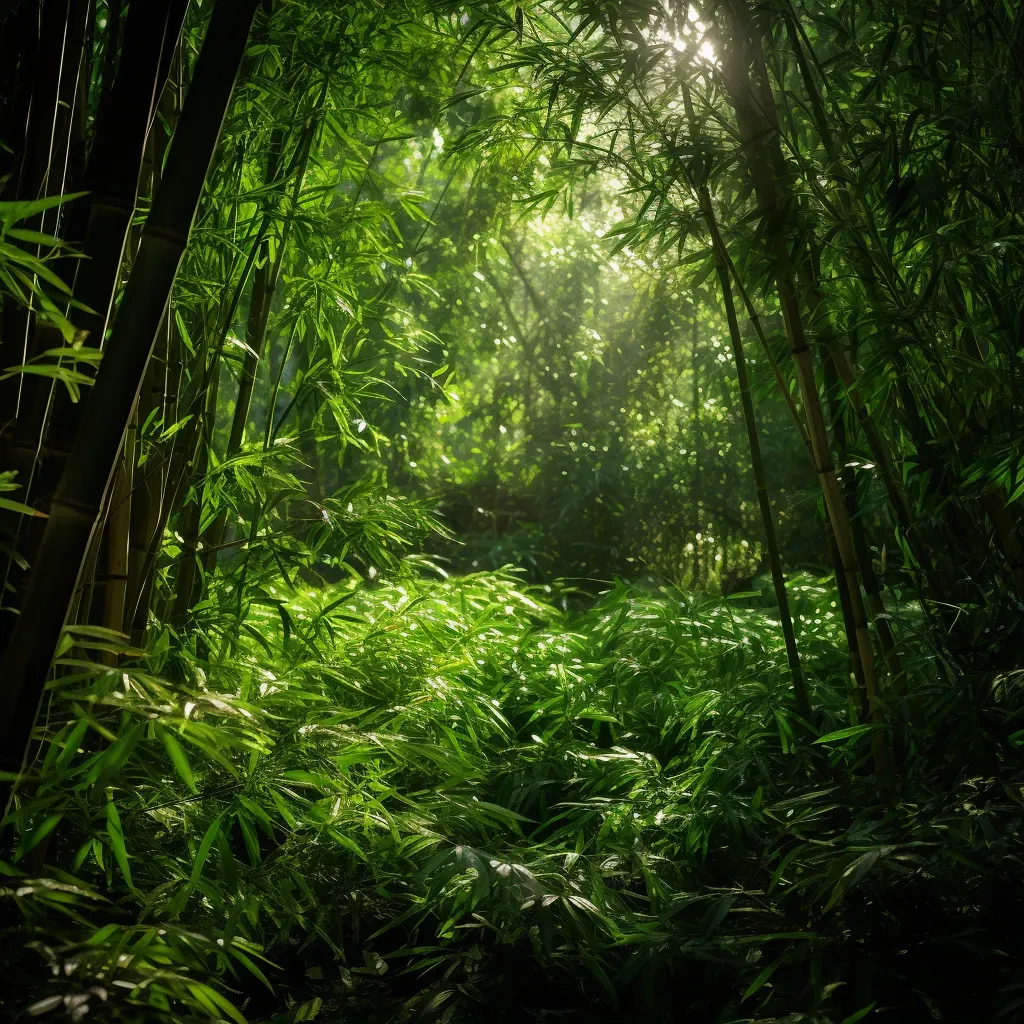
[89,194,136,215]
[143,224,191,249]
[51,496,102,519]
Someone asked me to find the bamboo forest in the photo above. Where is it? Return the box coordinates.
[3,0,1024,1021]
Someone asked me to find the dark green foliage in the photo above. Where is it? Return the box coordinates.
[2,1,1024,1022]
[3,573,1023,1022]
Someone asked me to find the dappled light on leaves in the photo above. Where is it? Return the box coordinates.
[1,1,1024,1023]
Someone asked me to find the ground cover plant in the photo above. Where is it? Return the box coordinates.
[2,1,1024,1021]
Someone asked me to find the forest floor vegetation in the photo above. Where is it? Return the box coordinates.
[3,569,1023,1023]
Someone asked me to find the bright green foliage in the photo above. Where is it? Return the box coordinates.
[391,205,817,587]
[4,569,1023,1021]
[2,0,1024,1022]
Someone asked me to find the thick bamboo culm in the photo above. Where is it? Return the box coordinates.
[46,0,189,457]
[125,81,180,642]
[1,1,188,674]
[0,0,92,635]
[778,23,1013,620]
[0,0,263,780]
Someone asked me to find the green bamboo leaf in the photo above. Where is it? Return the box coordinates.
[0,495,47,517]
[814,724,882,745]
[187,982,247,1024]
[14,813,63,862]
[742,955,785,1002]
[5,228,67,247]
[292,999,323,1022]
[842,1004,877,1024]
[216,828,238,893]
[0,192,86,225]
[825,849,884,911]
[160,728,198,793]
[105,799,133,889]
[87,724,144,791]
[54,719,90,773]
[86,923,120,946]
[229,945,274,992]
[189,813,227,888]
[236,812,262,866]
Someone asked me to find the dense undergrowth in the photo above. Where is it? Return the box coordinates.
[4,568,1023,1023]
[4,0,1024,1021]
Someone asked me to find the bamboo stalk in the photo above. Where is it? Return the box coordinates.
[171,350,222,626]
[46,0,189,456]
[801,242,939,599]
[828,350,914,536]
[2,0,187,658]
[828,524,867,725]
[0,0,262,780]
[198,111,322,587]
[712,232,810,715]
[982,489,1024,598]
[199,130,288,577]
[125,81,181,642]
[0,0,93,657]
[166,130,303,617]
[774,14,1006,637]
[0,0,88,209]
[0,0,90,421]
[675,80,808,713]
[197,255,274,579]
[722,253,810,455]
[697,183,811,720]
[824,355,905,695]
[97,35,181,655]
[0,2,42,187]
[101,419,136,662]
[691,313,702,585]
[97,0,123,118]
[720,0,893,786]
